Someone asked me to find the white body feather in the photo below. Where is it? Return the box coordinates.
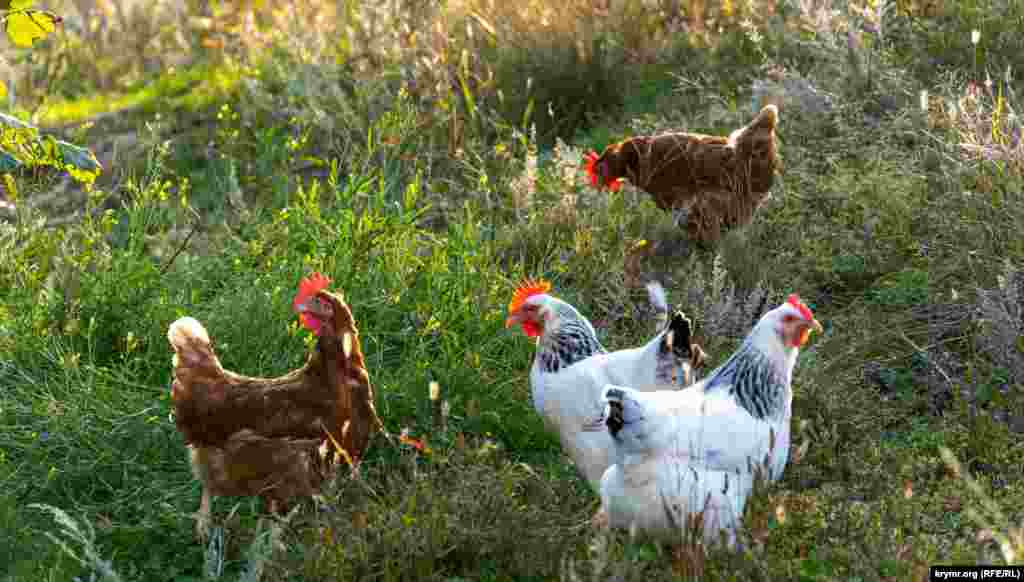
[597,381,790,546]
[595,299,815,547]
[515,282,700,492]
[600,457,746,547]
[531,329,695,490]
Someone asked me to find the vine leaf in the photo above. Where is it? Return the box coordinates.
[0,113,102,185]
[4,8,62,47]
[54,140,102,185]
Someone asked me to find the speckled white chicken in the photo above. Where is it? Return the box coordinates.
[505,279,705,491]
[588,294,822,549]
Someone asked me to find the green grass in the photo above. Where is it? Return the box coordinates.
[30,64,244,129]
[2,1,1024,580]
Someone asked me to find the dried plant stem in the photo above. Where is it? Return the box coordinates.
[900,331,956,388]
[159,208,201,275]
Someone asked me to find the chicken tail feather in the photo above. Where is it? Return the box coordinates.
[655,311,705,388]
[750,104,779,131]
[168,316,217,369]
[646,281,669,330]
[591,385,648,444]
[666,312,694,360]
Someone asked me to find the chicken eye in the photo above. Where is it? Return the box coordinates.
[314,296,334,315]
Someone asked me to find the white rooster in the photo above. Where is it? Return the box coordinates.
[587,293,822,550]
[505,279,705,491]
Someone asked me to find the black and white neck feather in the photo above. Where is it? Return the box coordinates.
[703,339,790,421]
[536,300,607,373]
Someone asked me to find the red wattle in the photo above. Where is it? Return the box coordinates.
[301,313,322,336]
[522,321,542,338]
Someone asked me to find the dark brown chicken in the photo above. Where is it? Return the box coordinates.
[585,105,779,244]
[167,273,382,540]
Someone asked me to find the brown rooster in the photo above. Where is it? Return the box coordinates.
[585,104,779,244]
[167,273,383,540]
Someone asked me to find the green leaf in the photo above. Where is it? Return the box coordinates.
[55,140,102,185]
[2,172,17,201]
[55,140,101,172]
[976,383,993,406]
[0,111,100,184]
[0,112,37,169]
[5,9,61,48]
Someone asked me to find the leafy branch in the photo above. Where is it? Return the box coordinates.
[0,1,102,186]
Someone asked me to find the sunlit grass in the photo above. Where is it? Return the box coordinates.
[31,64,244,128]
[1,0,1024,580]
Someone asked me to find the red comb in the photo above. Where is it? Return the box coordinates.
[293,272,332,314]
[583,150,623,192]
[787,294,814,321]
[508,278,552,313]
[584,151,601,187]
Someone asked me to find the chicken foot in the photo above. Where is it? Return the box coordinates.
[671,206,690,230]
[195,487,212,542]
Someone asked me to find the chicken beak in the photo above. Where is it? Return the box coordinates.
[796,318,823,347]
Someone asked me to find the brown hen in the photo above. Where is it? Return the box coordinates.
[586,105,779,244]
[167,273,382,540]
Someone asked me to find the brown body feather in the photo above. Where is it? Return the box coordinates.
[168,290,382,538]
[594,105,779,243]
[188,431,327,513]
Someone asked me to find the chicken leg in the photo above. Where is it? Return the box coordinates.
[671,206,690,230]
[195,487,212,542]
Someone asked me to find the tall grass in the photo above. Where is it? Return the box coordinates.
[2,0,1024,580]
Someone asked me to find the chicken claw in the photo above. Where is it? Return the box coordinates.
[194,488,212,542]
